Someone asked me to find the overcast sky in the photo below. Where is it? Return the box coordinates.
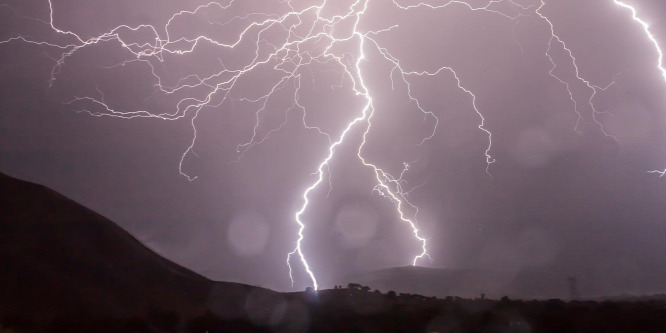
[2,0,666,293]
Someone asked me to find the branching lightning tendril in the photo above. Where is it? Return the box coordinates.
[2,0,665,289]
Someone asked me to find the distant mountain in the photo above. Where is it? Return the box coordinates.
[0,172,276,319]
[336,266,576,300]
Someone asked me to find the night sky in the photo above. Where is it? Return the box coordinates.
[2,0,666,294]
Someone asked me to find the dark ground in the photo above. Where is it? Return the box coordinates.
[3,288,666,333]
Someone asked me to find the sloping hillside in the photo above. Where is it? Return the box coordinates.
[0,172,274,318]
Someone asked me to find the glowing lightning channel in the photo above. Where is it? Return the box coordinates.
[610,0,666,177]
[288,34,372,291]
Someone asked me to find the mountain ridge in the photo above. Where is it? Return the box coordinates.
[0,171,275,319]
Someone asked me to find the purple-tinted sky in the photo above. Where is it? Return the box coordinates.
[2,0,666,294]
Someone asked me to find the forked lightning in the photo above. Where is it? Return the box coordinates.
[2,0,664,290]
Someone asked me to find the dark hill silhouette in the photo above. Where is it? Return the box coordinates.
[0,172,276,319]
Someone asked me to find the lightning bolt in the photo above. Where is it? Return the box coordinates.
[608,0,666,177]
[612,0,666,83]
[535,0,618,140]
[538,0,666,175]
[3,0,666,290]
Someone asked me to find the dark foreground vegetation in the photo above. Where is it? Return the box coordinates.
[3,288,666,333]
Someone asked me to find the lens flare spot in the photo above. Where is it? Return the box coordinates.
[335,201,379,248]
[228,210,270,257]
